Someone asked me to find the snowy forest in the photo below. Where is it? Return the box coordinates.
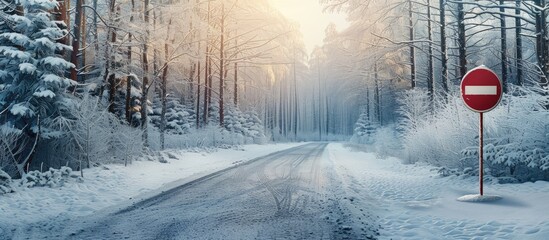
[0,0,548,192]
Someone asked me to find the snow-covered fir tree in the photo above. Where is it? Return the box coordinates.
[0,0,75,137]
[224,106,266,143]
[350,111,378,144]
[0,0,75,177]
[150,94,195,135]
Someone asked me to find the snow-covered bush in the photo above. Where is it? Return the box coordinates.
[0,128,25,178]
[148,124,259,150]
[224,107,266,144]
[150,96,195,134]
[0,169,14,194]
[350,112,378,144]
[20,167,77,188]
[372,125,401,158]
[35,94,143,174]
[399,87,549,182]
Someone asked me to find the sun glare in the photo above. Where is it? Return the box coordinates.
[268,0,349,55]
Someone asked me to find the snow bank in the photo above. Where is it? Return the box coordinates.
[328,143,549,239]
[0,143,304,228]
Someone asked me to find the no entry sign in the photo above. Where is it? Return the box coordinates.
[460,66,502,113]
[460,65,502,197]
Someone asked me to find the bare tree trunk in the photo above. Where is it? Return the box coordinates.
[374,62,381,125]
[55,0,68,46]
[457,1,467,78]
[160,19,172,150]
[196,58,201,128]
[515,0,523,86]
[153,10,160,99]
[535,0,548,90]
[366,85,370,121]
[80,0,87,82]
[70,0,83,81]
[203,0,211,126]
[107,1,118,114]
[500,0,508,93]
[439,0,448,96]
[234,62,238,106]
[427,0,434,102]
[408,0,415,88]
[317,58,322,140]
[126,0,135,124]
[293,47,298,137]
[219,3,225,127]
[93,0,99,57]
[203,46,210,126]
[141,0,150,147]
[23,115,40,175]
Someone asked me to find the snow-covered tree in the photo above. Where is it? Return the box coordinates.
[350,111,378,144]
[150,95,195,135]
[224,106,266,144]
[0,0,74,136]
[0,0,75,176]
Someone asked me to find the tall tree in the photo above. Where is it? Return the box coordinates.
[160,18,172,150]
[515,0,523,86]
[426,0,434,102]
[408,0,416,88]
[219,3,225,127]
[457,0,467,78]
[70,0,83,81]
[500,0,508,93]
[0,0,75,175]
[439,0,448,96]
[141,0,150,147]
[534,0,548,90]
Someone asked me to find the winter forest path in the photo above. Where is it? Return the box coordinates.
[24,143,379,240]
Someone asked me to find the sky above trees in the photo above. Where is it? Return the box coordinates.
[268,0,349,54]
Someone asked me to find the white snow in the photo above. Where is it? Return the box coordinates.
[9,103,32,117]
[32,89,55,98]
[18,63,36,74]
[327,143,549,239]
[2,142,548,239]
[41,56,75,69]
[457,194,502,202]
[0,143,304,226]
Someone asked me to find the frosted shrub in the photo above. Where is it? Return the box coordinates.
[372,125,402,158]
[399,87,549,181]
[224,107,267,144]
[37,94,143,173]
[398,88,480,166]
[0,129,26,178]
[473,89,548,181]
[20,167,77,188]
[0,169,14,194]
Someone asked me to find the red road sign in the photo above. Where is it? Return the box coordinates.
[460,66,502,113]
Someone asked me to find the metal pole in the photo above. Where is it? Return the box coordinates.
[479,112,484,196]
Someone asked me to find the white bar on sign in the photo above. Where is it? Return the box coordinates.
[465,86,497,95]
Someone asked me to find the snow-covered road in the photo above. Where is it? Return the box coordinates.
[4,142,548,240]
[17,143,379,239]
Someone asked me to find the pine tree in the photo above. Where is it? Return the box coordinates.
[0,0,75,137]
[150,94,195,135]
[351,112,378,144]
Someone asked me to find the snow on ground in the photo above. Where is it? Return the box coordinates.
[0,143,304,233]
[328,143,549,240]
[2,142,548,239]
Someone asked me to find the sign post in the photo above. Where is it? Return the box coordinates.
[459,65,502,199]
